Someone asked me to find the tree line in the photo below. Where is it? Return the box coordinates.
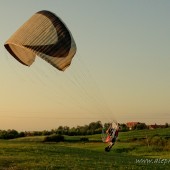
[0,121,169,139]
[0,121,104,139]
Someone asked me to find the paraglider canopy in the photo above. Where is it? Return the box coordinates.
[4,10,76,71]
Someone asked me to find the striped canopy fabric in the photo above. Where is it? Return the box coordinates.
[4,10,76,71]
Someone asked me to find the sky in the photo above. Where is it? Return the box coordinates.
[0,0,169,131]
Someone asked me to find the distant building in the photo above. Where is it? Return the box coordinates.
[126,122,140,130]
[148,124,165,129]
[148,124,157,130]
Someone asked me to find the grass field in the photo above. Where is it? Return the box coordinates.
[0,128,169,170]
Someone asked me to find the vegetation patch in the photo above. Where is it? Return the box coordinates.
[80,137,89,142]
[43,134,65,142]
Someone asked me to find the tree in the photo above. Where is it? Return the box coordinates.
[120,123,129,132]
[63,126,70,135]
[42,130,51,136]
[136,123,147,130]
[165,123,169,128]
[88,121,102,135]
[68,127,76,136]
[57,126,64,135]
[0,129,19,139]
[18,132,25,137]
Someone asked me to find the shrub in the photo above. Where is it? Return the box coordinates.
[43,134,64,142]
[0,129,19,139]
[80,137,89,142]
[150,136,168,147]
[115,147,135,153]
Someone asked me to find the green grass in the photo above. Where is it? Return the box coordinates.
[10,136,45,142]
[0,140,169,170]
[0,128,169,169]
[119,128,170,142]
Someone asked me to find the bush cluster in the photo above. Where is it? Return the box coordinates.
[43,134,65,142]
[80,137,89,142]
[0,130,21,139]
[150,136,168,147]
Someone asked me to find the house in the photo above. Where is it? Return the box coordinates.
[148,124,158,130]
[148,124,165,129]
[126,122,140,130]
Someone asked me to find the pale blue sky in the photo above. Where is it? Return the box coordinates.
[0,0,169,130]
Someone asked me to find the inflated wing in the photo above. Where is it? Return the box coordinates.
[4,10,76,71]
